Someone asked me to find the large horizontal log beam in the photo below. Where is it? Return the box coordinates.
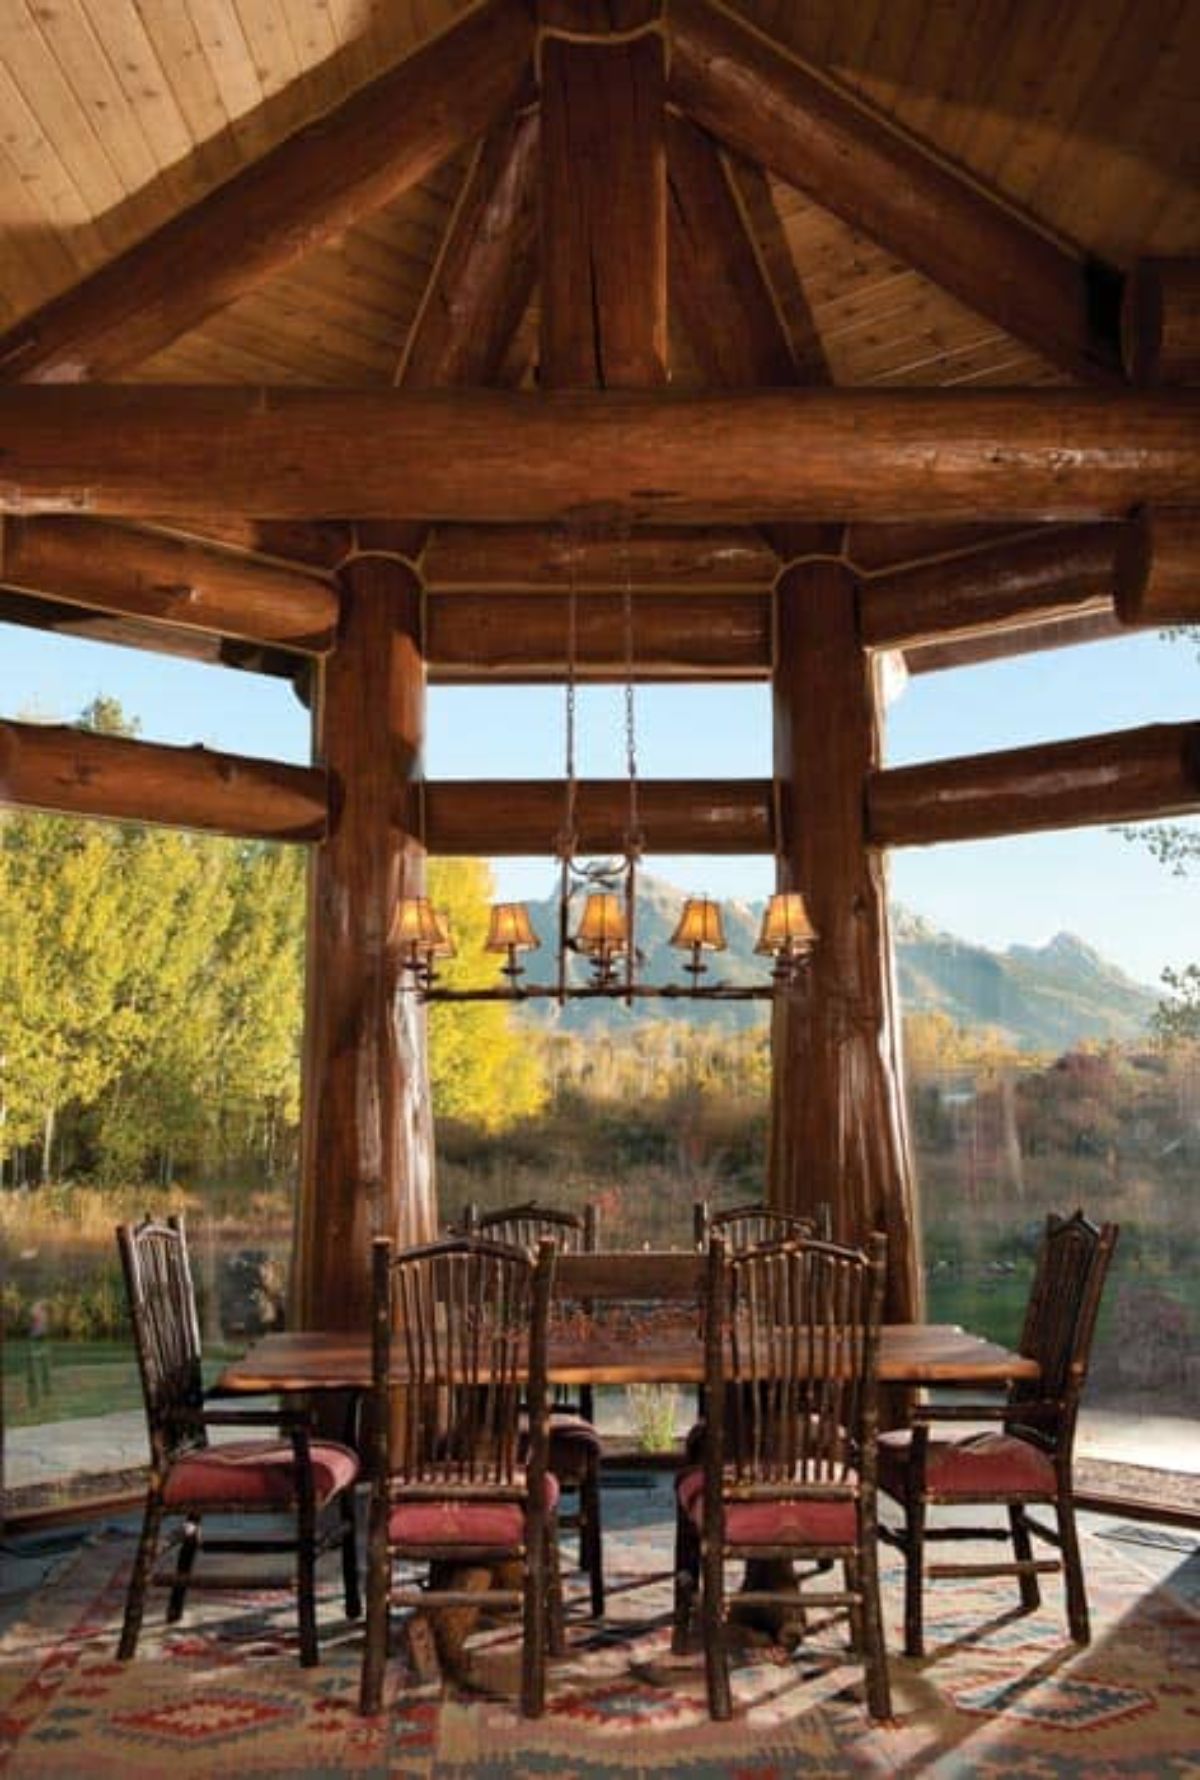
[0,720,327,840]
[668,0,1122,383]
[146,517,356,572]
[1,517,338,652]
[423,778,772,854]
[903,610,1125,676]
[426,590,769,678]
[0,0,535,382]
[422,522,780,587]
[860,524,1130,652]
[868,723,1200,847]
[2,387,1194,523]
[1114,509,1200,625]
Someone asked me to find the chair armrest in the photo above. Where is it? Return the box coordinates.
[910,1404,1012,1424]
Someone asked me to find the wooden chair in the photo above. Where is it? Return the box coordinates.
[116,1215,361,1667]
[878,1209,1119,1657]
[674,1231,891,1722]
[693,1200,832,1250]
[463,1199,606,1616]
[359,1235,563,1718]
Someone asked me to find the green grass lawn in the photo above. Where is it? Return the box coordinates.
[3,1338,241,1428]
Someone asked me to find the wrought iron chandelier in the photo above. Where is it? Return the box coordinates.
[396,532,817,1004]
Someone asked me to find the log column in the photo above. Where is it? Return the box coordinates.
[769,559,921,1323]
[293,553,436,1331]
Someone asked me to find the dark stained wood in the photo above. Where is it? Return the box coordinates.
[0,719,326,841]
[423,777,771,854]
[1,386,1194,523]
[0,0,536,382]
[216,1319,1041,1392]
[1114,509,1200,625]
[146,518,356,573]
[294,556,436,1334]
[1,517,338,653]
[904,610,1126,676]
[426,589,768,678]
[539,13,667,387]
[667,0,1123,384]
[844,521,1039,575]
[859,524,1128,652]
[869,723,1200,848]
[769,560,921,1326]
[1123,259,1200,386]
[423,523,779,587]
[539,1,661,26]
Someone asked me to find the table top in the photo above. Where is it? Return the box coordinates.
[218,1319,1040,1392]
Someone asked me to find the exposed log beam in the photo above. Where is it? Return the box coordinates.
[423,778,772,854]
[0,720,327,841]
[2,387,1193,523]
[0,517,338,653]
[844,521,1045,575]
[1123,259,1200,386]
[426,589,769,677]
[0,0,534,383]
[144,517,356,573]
[0,583,308,685]
[667,0,1123,383]
[868,723,1200,848]
[860,524,1130,652]
[904,610,1125,676]
[1115,509,1200,625]
[423,522,779,587]
[539,6,667,387]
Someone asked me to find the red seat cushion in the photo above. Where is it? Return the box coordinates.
[164,1439,359,1510]
[676,1465,858,1547]
[388,1474,561,1549]
[877,1428,1057,1499]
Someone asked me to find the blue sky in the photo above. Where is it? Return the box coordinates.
[1,622,1194,988]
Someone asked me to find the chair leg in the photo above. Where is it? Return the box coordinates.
[844,1555,863,1654]
[297,1526,320,1668]
[340,1489,362,1620]
[903,1494,927,1659]
[118,1493,164,1660]
[548,1518,566,1657]
[1056,1493,1091,1644]
[522,1524,548,1718]
[581,1454,604,1618]
[857,1532,893,1722]
[672,1505,698,1655]
[166,1514,201,1624]
[1008,1504,1041,1613]
[358,1505,391,1716]
[702,1542,732,1721]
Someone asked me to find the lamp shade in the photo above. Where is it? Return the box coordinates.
[428,907,456,959]
[574,891,628,955]
[485,901,540,954]
[755,891,817,956]
[393,896,454,959]
[670,897,727,953]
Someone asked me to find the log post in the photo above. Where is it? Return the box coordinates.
[293,554,436,1333]
[1122,259,1200,386]
[1114,509,1200,625]
[769,559,921,1323]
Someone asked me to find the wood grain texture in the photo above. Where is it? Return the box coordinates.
[869,723,1200,847]
[539,21,667,386]
[1115,508,1200,624]
[0,516,338,653]
[1123,258,1200,385]
[423,523,779,586]
[423,777,772,853]
[0,719,326,840]
[1,386,1194,522]
[0,0,534,381]
[769,560,921,1325]
[294,556,436,1333]
[667,0,1123,383]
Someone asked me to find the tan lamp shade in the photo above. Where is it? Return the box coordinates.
[669,897,728,953]
[574,891,628,956]
[755,891,817,957]
[428,907,456,960]
[393,896,454,959]
[485,901,540,954]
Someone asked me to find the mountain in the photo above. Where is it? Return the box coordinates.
[511,873,1159,1051]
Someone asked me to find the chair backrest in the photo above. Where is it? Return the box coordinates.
[369,1235,556,1492]
[704,1231,887,1492]
[117,1214,206,1470]
[696,1201,826,1253]
[464,1199,598,1256]
[1009,1209,1119,1448]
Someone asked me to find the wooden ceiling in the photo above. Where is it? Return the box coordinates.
[0,0,1194,396]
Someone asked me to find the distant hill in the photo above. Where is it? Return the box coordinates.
[510,873,1158,1051]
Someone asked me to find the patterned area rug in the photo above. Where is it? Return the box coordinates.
[0,1512,1196,1778]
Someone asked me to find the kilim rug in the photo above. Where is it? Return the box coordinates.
[0,1506,1196,1778]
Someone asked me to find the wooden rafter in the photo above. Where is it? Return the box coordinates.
[667,0,1124,384]
[422,523,779,587]
[0,0,535,383]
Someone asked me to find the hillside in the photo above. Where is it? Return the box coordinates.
[512,874,1158,1051]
